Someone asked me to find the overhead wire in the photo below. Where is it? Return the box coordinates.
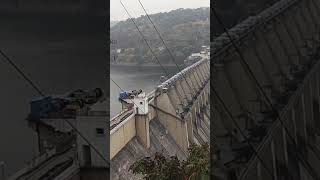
[211,87,274,178]
[0,50,45,96]
[119,0,170,78]
[137,0,199,96]
[120,0,206,118]
[0,49,110,167]
[211,5,320,178]
[209,10,272,176]
[110,78,146,114]
[136,3,249,179]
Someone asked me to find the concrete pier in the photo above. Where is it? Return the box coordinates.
[110,57,210,179]
[211,0,320,179]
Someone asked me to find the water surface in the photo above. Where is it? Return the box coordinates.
[0,15,105,176]
[110,65,180,118]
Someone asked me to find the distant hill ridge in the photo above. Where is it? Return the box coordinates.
[110,7,209,65]
[110,21,119,27]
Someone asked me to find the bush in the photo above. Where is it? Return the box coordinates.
[129,143,209,180]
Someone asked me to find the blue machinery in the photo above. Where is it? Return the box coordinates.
[29,88,104,118]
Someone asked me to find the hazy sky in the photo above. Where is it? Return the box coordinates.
[111,0,210,21]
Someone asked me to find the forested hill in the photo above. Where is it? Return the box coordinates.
[110,21,118,27]
[110,7,209,65]
[213,0,279,35]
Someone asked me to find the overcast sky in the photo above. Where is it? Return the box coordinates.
[111,0,210,21]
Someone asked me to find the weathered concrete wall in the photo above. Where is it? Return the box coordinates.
[211,0,320,179]
[69,168,108,180]
[110,58,210,160]
[110,113,136,160]
[110,58,210,179]
[154,91,190,153]
[239,63,320,180]
[110,102,158,160]
[135,115,150,149]
[76,116,108,168]
[155,59,210,152]
[110,119,187,180]
[35,115,109,168]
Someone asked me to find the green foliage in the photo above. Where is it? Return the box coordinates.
[129,153,184,180]
[183,144,209,178]
[129,143,209,180]
[110,8,209,65]
[110,21,119,27]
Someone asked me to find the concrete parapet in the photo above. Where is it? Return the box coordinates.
[110,53,210,178]
[110,113,136,159]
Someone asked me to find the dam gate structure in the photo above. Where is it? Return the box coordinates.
[210,0,320,179]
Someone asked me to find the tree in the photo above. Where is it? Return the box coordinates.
[183,144,209,179]
[110,7,209,65]
[129,143,209,180]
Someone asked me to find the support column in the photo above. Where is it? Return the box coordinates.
[193,69,202,88]
[204,62,210,77]
[262,30,291,78]
[272,22,293,65]
[301,94,308,140]
[0,162,5,180]
[167,86,182,114]
[197,65,206,83]
[186,112,194,143]
[271,140,278,180]
[195,67,204,86]
[292,109,298,144]
[135,114,150,149]
[190,70,200,91]
[181,77,193,102]
[177,80,189,106]
[318,71,320,117]
[252,41,275,85]
[175,83,187,107]
[198,63,208,87]
[186,73,197,96]
[310,80,314,124]
[283,127,289,166]
[200,92,205,108]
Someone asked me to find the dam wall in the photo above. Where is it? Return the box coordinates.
[211,0,320,179]
[110,58,210,179]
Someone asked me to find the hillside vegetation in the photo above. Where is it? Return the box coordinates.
[213,0,280,35]
[110,7,209,65]
[110,21,118,27]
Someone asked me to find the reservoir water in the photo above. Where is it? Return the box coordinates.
[110,65,180,118]
[0,15,184,177]
[0,15,105,176]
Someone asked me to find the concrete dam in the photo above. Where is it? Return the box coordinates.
[110,58,210,179]
[6,89,109,180]
[211,0,320,179]
[5,55,209,179]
